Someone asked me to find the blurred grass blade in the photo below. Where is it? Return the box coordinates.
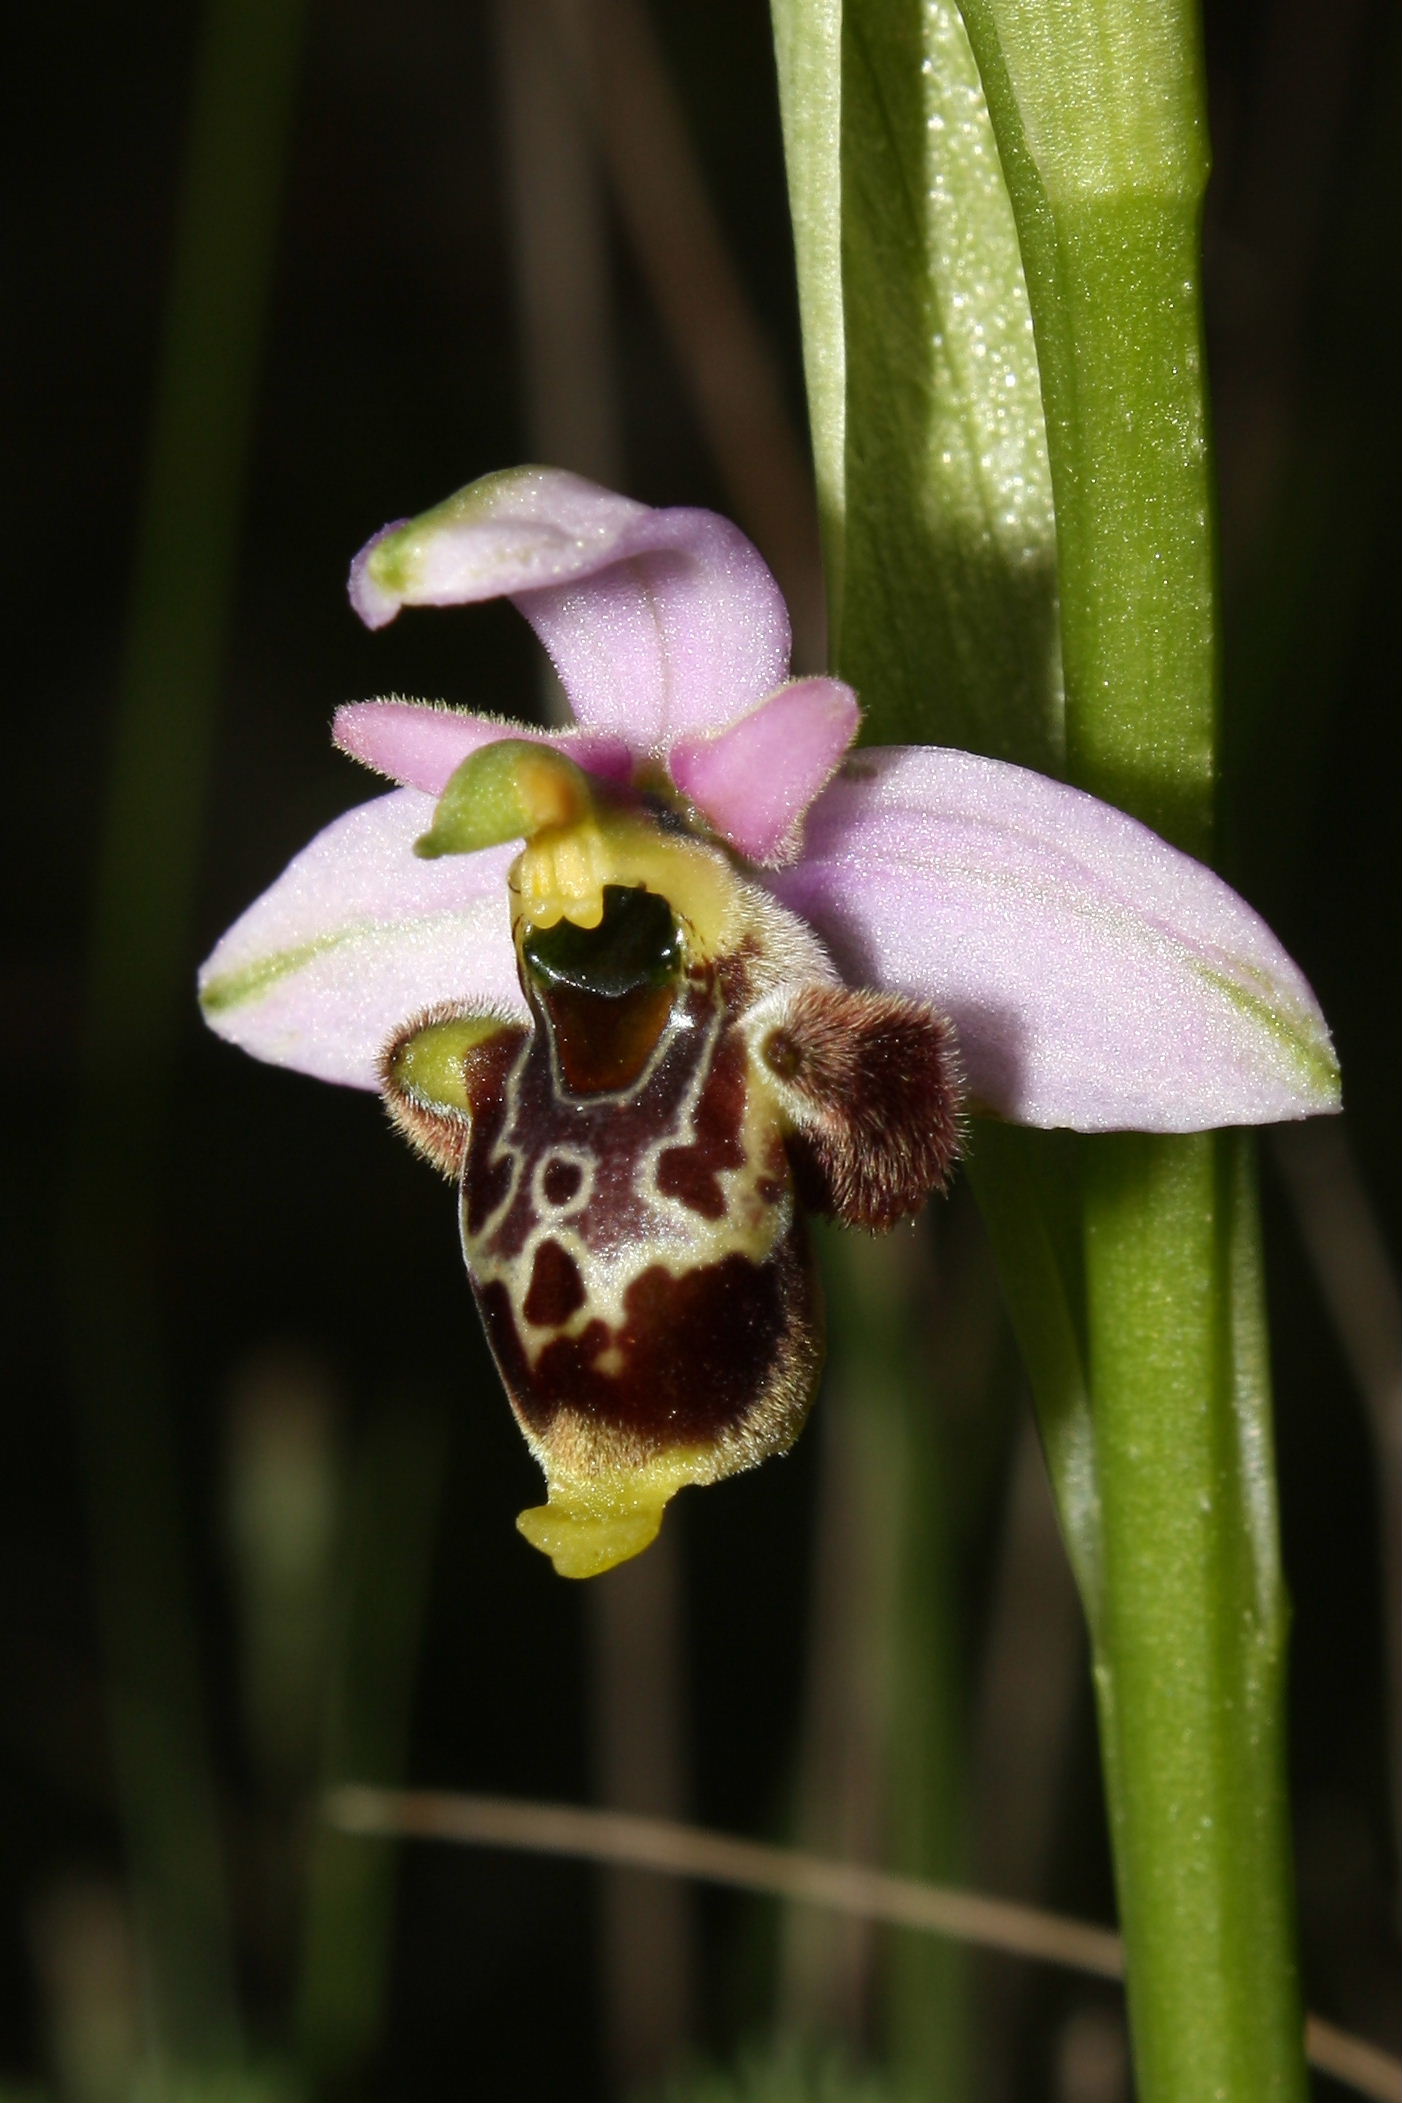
[89,0,307,1060]
[225,1349,340,1796]
[1272,1121,1402,1851]
[296,1398,449,2088]
[965,1127,1102,1628]
[63,0,305,2081]
[805,1230,970,2099]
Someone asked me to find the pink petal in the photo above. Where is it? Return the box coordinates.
[669,678,860,865]
[348,467,790,747]
[773,748,1340,1132]
[333,700,635,796]
[198,790,523,1089]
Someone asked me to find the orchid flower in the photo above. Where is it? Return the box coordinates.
[199,468,1338,1579]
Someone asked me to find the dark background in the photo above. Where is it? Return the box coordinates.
[6,0,1398,2096]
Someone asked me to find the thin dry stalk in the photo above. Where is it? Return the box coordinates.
[325,1785,1402,2103]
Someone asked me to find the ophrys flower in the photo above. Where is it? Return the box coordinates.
[200,468,1338,1576]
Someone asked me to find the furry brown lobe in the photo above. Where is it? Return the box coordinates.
[762,984,962,1230]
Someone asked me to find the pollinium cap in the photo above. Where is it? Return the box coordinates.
[414,740,594,859]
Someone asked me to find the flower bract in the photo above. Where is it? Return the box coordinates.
[200,467,1339,1576]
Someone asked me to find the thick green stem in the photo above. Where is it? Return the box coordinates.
[772,0,1309,2092]
[1083,1133,1302,2101]
[947,0,1215,848]
[1037,200,1217,853]
[951,1,1308,2092]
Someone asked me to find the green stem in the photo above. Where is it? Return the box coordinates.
[950,0,1308,2092]
[772,0,1309,2089]
[1039,200,1216,852]
[944,0,1217,809]
[1083,1133,1302,2100]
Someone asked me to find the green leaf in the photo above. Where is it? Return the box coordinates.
[771,0,846,619]
[841,0,1062,765]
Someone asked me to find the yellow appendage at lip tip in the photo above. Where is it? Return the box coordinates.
[516,1453,710,1578]
[516,1499,665,1580]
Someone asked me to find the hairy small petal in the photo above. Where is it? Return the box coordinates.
[332,700,635,796]
[774,748,1340,1132]
[754,983,962,1225]
[348,467,790,745]
[669,677,860,864]
[198,790,523,1088]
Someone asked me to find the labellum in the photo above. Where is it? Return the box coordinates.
[380,741,961,1577]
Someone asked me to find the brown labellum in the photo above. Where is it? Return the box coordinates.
[454,943,820,1486]
[379,860,963,1576]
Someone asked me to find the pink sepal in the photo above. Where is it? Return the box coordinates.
[775,747,1340,1132]
[198,790,523,1089]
